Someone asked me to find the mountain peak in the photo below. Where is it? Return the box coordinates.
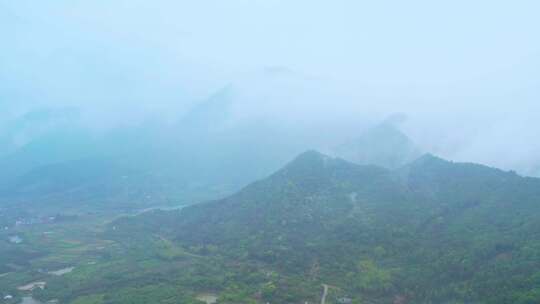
[411,153,449,166]
[281,150,345,174]
[291,149,328,163]
[334,121,421,168]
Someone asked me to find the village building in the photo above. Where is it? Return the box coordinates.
[337,297,353,304]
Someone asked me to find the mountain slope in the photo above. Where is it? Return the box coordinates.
[177,151,402,246]
[169,151,540,304]
[0,157,175,212]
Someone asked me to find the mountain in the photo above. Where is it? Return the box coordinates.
[176,150,400,247]
[0,128,100,186]
[334,122,421,168]
[0,93,297,212]
[0,158,174,212]
[164,151,540,304]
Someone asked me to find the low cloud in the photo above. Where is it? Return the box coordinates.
[1,0,539,174]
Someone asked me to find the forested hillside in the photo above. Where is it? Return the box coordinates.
[14,151,540,304]
[168,151,540,303]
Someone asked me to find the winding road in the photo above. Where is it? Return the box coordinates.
[321,284,329,304]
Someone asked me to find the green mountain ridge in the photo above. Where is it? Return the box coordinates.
[166,150,540,303]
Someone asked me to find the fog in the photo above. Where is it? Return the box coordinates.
[1,0,540,176]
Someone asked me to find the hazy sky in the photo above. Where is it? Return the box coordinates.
[1,0,539,173]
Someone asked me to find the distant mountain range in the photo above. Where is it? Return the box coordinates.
[0,87,306,211]
[0,157,177,212]
[0,84,424,213]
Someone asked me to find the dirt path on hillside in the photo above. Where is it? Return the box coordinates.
[321,284,329,304]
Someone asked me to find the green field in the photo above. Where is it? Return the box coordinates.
[1,211,322,304]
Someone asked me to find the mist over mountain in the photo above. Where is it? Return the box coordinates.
[334,120,421,169]
[1,72,538,214]
[1,2,540,304]
[0,68,418,212]
[0,75,334,210]
[1,55,540,178]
